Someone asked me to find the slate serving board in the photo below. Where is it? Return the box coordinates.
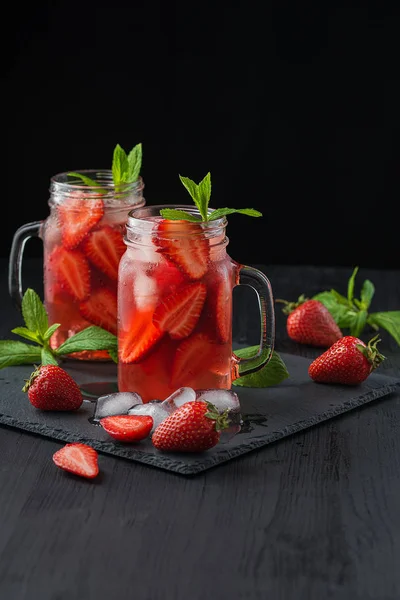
[0,353,398,476]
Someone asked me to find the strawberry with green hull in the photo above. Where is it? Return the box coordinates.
[152,401,229,452]
[23,364,83,411]
[308,335,385,384]
[276,295,343,347]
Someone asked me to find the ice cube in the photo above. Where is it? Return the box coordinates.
[128,400,170,432]
[195,389,241,413]
[133,269,158,310]
[94,392,142,421]
[164,387,196,411]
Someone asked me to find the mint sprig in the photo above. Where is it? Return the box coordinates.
[160,172,262,222]
[313,266,400,345]
[232,348,289,388]
[67,142,142,190]
[0,289,118,369]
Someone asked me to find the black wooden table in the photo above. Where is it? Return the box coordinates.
[1,259,399,600]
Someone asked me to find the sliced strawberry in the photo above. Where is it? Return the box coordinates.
[84,225,126,281]
[171,332,229,387]
[156,220,209,280]
[214,281,231,343]
[48,246,90,301]
[59,193,104,249]
[119,310,164,363]
[52,443,99,479]
[150,258,187,294]
[153,282,207,339]
[100,415,153,442]
[79,288,118,335]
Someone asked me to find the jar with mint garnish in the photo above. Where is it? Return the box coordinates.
[9,143,145,361]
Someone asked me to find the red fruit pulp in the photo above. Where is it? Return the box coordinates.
[118,219,237,402]
[43,197,131,360]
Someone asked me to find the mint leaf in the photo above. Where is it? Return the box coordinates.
[368,312,400,346]
[197,172,212,219]
[108,347,119,364]
[21,289,48,337]
[179,175,204,217]
[350,309,368,337]
[112,144,128,186]
[208,207,262,221]
[159,209,202,222]
[347,266,359,304]
[11,327,40,343]
[232,348,289,388]
[43,323,61,342]
[55,326,118,355]
[125,143,142,183]
[0,341,42,369]
[41,347,58,366]
[360,279,375,309]
[313,291,352,326]
[67,172,104,189]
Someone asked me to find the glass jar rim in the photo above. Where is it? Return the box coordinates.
[126,204,227,234]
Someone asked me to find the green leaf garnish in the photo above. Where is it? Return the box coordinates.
[166,172,262,223]
[232,348,289,388]
[112,143,142,186]
[0,289,118,370]
[312,267,400,346]
[67,172,104,189]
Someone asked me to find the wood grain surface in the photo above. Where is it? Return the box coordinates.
[0,259,399,600]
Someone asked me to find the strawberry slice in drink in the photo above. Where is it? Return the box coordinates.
[59,193,104,249]
[48,246,90,301]
[119,309,164,363]
[156,220,209,280]
[153,282,207,339]
[80,288,118,335]
[171,332,229,388]
[84,225,126,281]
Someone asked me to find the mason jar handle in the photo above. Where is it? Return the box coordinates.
[232,264,275,378]
[9,221,43,309]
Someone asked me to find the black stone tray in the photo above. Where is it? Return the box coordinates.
[0,353,398,476]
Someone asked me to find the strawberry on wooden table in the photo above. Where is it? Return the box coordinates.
[308,335,385,384]
[276,295,343,347]
[23,364,83,410]
[100,415,153,442]
[84,225,126,281]
[53,443,99,479]
[153,282,207,339]
[59,193,104,249]
[152,401,229,453]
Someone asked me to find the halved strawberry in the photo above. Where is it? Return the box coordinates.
[79,288,118,335]
[84,225,126,281]
[59,193,104,249]
[150,258,186,294]
[214,281,231,343]
[156,220,209,280]
[171,332,229,387]
[153,282,207,339]
[52,443,99,479]
[48,246,90,301]
[100,415,153,442]
[119,310,164,363]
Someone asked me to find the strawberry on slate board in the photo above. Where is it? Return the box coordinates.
[276,295,343,347]
[152,400,229,453]
[23,364,83,411]
[53,443,99,479]
[100,415,153,442]
[153,282,207,339]
[308,335,385,384]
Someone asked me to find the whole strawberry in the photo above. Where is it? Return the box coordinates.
[23,364,83,410]
[152,401,229,453]
[277,295,343,347]
[308,335,385,384]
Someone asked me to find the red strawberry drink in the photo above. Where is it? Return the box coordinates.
[43,170,145,359]
[118,205,275,402]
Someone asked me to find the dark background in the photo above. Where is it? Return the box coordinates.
[4,2,400,269]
